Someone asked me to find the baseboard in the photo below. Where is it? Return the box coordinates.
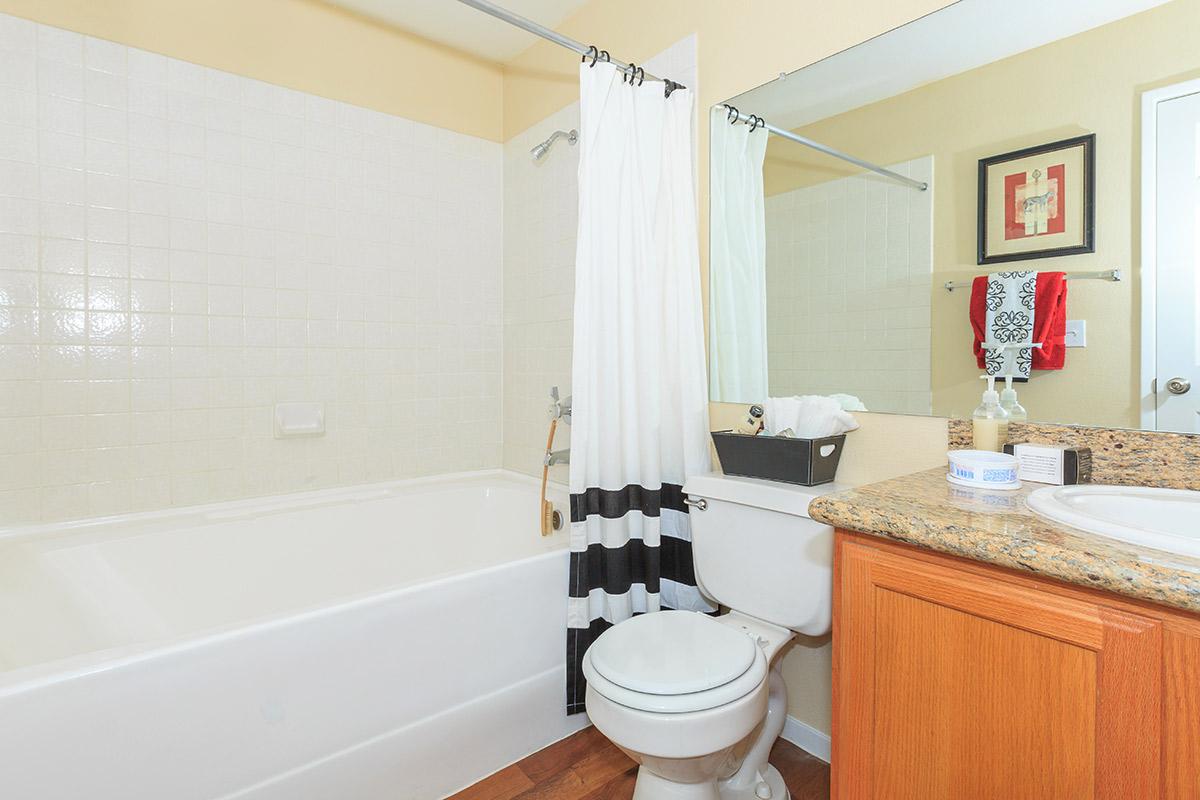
[780,715,831,764]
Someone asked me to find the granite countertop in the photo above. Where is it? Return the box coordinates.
[808,467,1200,614]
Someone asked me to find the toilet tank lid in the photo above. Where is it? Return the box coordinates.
[683,472,847,519]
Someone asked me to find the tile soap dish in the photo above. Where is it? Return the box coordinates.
[947,450,1021,491]
[273,402,326,438]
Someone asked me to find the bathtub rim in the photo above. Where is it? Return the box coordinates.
[0,467,567,542]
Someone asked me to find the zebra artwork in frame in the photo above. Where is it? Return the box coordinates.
[978,133,1096,264]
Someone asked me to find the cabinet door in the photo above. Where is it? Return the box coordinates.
[1165,624,1200,800]
[833,536,1162,800]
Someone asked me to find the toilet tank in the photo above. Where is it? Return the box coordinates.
[683,472,841,637]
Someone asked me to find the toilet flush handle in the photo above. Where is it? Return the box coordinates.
[683,496,707,511]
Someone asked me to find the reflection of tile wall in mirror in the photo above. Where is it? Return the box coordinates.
[764,157,933,414]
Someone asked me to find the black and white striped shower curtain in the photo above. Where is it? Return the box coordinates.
[565,61,713,715]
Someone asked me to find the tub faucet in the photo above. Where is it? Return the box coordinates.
[545,448,570,467]
[549,386,572,425]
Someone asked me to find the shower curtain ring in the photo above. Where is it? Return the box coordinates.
[583,45,598,66]
[664,79,677,99]
[726,105,739,124]
[599,50,610,64]
[636,66,645,86]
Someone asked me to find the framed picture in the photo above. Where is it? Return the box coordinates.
[977,133,1095,264]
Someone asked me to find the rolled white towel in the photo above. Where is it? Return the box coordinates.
[763,395,860,439]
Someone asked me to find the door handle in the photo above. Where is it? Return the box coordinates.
[1166,377,1191,395]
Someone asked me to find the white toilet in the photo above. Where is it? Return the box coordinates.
[582,472,837,800]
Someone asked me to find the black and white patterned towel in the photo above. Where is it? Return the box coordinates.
[983,271,1036,378]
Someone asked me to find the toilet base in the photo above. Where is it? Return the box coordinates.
[632,767,719,800]
[719,764,789,800]
[631,763,790,800]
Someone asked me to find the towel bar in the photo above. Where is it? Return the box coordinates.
[943,268,1121,292]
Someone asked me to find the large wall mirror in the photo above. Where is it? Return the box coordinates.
[709,0,1200,433]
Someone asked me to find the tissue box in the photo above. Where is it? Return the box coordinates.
[1002,442,1092,485]
[711,431,846,486]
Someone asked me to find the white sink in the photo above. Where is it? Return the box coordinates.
[1027,484,1200,557]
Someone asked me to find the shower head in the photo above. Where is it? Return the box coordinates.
[530,129,578,161]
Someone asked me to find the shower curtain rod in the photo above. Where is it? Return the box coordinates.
[454,0,682,89]
[455,0,917,191]
[722,105,928,192]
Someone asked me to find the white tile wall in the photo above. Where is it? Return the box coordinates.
[501,36,698,479]
[501,103,579,478]
[764,156,933,414]
[0,14,503,524]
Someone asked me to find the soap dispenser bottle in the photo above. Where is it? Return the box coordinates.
[734,404,765,436]
[999,375,1028,423]
[972,375,1010,452]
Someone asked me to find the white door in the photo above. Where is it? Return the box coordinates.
[1153,88,1200,432]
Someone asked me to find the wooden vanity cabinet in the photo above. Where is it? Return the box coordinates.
[832,530,1200,800]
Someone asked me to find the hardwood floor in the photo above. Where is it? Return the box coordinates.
[449,726,830,800]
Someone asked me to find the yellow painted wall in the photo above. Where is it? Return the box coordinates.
[0,0,504,140]
[763,0,1200,428]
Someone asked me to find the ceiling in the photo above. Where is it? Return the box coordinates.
[326,0,591,62]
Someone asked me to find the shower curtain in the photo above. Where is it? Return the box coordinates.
[708,108,769,402]
[565,62,713,714]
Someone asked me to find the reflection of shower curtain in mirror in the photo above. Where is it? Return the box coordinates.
[709,110,768,403]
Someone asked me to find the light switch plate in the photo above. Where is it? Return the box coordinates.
[1065,320,1086,347]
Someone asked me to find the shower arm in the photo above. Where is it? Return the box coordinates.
[531,129,578,160]
[543,130,575,149]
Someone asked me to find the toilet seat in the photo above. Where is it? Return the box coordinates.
[583,611,768,714]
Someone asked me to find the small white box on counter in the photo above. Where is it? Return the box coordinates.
[1002,443,1092,485]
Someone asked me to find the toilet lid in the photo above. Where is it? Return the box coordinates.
[587,610,758,695]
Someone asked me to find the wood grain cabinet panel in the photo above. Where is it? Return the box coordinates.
[1164,625,1200,800]
[833,531,1177,800]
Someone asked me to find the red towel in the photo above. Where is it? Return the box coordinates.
[970,272,1067,371]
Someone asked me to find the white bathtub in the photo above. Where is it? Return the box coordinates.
[0,470,583,800]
